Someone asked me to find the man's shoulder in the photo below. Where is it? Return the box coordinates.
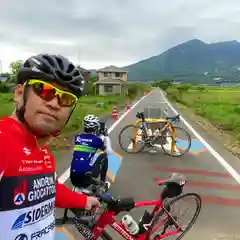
[0,117,13,140]
[0,117,24,137]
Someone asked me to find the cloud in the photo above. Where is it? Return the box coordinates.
[1,0,240,71]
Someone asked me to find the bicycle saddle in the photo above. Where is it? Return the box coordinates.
[157,173,186,187]
[136,112,144,119]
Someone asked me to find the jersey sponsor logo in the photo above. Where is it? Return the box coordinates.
[9,174,56,210]
[28,176,55,202]
[13,221,55,240]
[31,220,55,240]
[21,160,44,165]
[23,147,31,156]
[13,180,28,206]
[76,136,93,143]
[76,136,82,143]
[19,166,43,172]
[14,233,28,240]
[13,193,26,206]
[11,200,55,230]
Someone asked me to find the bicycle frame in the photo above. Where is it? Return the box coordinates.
[131,118,176,153]
[91,198,182,240]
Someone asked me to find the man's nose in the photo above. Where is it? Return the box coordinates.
[45,96,61,110]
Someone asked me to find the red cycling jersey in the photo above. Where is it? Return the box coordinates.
[0,117,87,240]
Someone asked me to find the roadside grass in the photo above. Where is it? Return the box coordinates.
[0,94,14,117]
[167,86,240,142]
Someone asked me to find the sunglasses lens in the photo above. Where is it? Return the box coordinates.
[31,82,77,107]
[59,93,76,107]
[32,82,56,101]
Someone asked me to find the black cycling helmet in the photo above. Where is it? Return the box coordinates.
[16,53,84,137]
[17,53,84,98]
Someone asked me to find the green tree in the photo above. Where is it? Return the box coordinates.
[152,79,172,90]
[9,60,23,83]
[88,76,97,95]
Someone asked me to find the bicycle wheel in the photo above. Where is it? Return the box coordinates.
[160,126,191,157]
[147,193,201,240]
[100,231,113,240]
[118,124,146,153]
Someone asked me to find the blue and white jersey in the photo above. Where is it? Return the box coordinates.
[70,133,105,174]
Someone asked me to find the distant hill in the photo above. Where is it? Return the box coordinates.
[123,39,240,82]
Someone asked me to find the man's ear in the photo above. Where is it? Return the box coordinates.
[13,84,24,105]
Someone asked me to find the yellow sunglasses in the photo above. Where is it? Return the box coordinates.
[26,79,78,107]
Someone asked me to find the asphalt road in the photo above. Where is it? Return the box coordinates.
[55,88,240,240]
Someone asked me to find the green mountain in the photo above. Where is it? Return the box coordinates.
[123,39,240,82]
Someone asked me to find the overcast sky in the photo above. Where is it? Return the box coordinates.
[0,0,240,72]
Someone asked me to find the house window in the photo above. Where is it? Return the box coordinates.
[115,72,123,77]
[104,72,112,77]
[104,85,113,92]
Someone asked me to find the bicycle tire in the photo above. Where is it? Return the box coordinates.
[147,192,202,240]
[100,230,114,240]
[55,217,113,240]
[118,124,146,154]
[160,126,192,157]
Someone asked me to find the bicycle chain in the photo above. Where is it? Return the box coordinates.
[74,216,96,239]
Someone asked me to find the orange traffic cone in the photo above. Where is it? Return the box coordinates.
[125,103,131,112]
[127,103,131,111]
[112,108,118,120]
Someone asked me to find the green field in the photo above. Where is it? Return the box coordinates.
[188,85,240,92]
[167,85,240,142]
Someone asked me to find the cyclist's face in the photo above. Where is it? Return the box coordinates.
[14,83,74,135]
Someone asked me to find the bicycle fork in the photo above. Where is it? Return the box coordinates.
[158,204,183,238]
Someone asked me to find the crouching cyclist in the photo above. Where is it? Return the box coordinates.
[70,114,112,191]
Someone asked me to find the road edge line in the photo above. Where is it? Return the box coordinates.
[159,89,240,184]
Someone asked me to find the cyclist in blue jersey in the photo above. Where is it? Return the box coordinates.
[70,114,112,190]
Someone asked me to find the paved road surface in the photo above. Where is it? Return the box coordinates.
[56,88,240,240]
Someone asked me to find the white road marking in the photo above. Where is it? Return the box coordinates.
[58,94,150,184]
[159,89,240,184]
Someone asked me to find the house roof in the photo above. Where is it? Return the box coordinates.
[97,65,127,73]
[77,66,91,73]
[94,78,126,85]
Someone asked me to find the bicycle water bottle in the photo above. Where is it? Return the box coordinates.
[122,214,140,235]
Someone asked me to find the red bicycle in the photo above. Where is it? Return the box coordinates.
[56,173,201,240]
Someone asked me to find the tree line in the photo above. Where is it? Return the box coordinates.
[0,60,23,92]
